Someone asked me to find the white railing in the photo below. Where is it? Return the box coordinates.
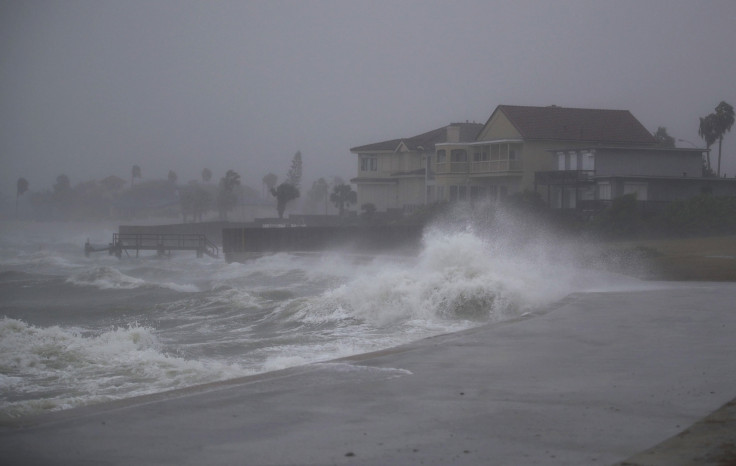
[470,160,522,173]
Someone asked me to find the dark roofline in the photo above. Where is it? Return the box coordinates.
[350,122,483,153]
[482,105,657,145]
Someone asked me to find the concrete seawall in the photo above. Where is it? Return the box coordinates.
[222,225,424,262]
[119,221,246,246]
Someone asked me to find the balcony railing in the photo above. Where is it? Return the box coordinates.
[434,162,468,174]
[470,160,522,173]
[434,160,522,174]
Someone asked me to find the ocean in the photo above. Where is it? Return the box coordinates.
[0,217,641,420]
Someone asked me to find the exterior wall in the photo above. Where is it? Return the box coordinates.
[396,177,425,210]
[354,148,428,212]
[476,112,521,140]
[596,150,702,178]
[518,141,573,190]
[357,182,397,211]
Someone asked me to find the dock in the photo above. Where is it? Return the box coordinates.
[85,232,219,258]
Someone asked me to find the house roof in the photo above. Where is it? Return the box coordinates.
[490,105,657,145]
[350,122,483,152]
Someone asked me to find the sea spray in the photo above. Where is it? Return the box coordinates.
[0,218,643,419]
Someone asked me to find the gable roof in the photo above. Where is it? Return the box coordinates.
[351,122,483,152]
[486,105,657,145]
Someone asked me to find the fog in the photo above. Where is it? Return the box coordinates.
[2,0,736,200]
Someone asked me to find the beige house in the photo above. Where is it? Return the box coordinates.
[351,105,658,211]
[432,105,658,203]
[350,123,483,212]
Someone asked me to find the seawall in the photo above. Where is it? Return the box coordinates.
[222,224,424,262]
[119,221,248,246]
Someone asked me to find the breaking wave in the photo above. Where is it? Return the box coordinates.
[0,318,249,419]
[67,266,199,292]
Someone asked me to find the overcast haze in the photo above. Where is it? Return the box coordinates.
[2,0,736,199]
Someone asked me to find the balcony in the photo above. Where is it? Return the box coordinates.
[434,162,468,174]
[470,160,522,173]
[434,160,523,175]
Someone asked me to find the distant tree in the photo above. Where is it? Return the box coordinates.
[713,101,735,177]
[262,173,278,196]
[201,167,212,184]
[217,169,240,220]
[270,182,300,219]
[131,165,142,187]
[16,177,28,218]
[53,174,71,194]
[168,170,178,185]
[286,151,302,188]
[180,185,211,222]
[330,183,357,217]
[307,178,329,214]
[653,127,675,148]
[99,175,125,192]
[699,113,719,174]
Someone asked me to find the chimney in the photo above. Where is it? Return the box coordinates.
[446,125,460,143]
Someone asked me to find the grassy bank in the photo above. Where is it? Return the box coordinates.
[609,235,736,281]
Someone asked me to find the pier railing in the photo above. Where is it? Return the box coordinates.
[86,233,219,258]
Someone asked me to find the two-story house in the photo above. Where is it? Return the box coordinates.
[350,122,483,212]
[431,105,659,204]
[351,104,734,213]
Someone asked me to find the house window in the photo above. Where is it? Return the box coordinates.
[598,182,611,200]
[437,150,446,163]
[557,152,566,170]
[567,151,578,170]
[581,151,595,171]
[623,182,648,201]
[449,185,458,201]
[451,149,467,162]
[361,157,377,172]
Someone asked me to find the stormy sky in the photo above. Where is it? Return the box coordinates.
[2,0,736,199]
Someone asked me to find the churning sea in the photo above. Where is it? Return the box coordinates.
[0,217,640,420]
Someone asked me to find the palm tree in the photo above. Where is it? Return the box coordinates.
[131,165,142,187]
[270,183,300,219]
[699,114,718,174]
[217,169,241,220]
[16,177,28,218]
[714,101,735,177]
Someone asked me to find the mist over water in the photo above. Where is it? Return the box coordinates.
[0,211,645,419]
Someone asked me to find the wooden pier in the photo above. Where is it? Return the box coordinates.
[85,233,219,258]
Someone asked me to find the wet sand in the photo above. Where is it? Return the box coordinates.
[2,282,736,465]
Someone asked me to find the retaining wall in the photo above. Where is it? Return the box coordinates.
[222,225,424,262]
